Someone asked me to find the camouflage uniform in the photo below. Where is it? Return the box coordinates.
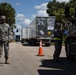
[0,22,13,59]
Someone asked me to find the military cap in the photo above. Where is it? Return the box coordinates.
[55,23,60,27]
[56,23,60,26]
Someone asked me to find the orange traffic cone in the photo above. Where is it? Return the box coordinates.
[37,40,44,56]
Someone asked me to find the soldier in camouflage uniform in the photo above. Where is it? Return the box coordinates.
[0,16,13,64]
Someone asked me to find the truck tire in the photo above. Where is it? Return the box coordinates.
[65,41,74,60]
[21,40,24,43]
[29,40,36,46]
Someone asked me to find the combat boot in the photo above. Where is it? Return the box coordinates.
[5,59,10,64]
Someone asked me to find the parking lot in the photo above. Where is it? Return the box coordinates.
[0,42,76,75]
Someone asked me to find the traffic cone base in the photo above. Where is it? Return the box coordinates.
[37,47,44,56]
[37,40,44,56]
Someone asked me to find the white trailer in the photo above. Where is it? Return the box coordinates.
[27,16,55,46]
[21,27,31,43]
[21,16,55,46]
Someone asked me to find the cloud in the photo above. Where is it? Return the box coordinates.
[16,1,70,29]
[32,10,48,18]
[56,0,70,3]
[16,2,20,5]
[15,3,49,34]
[32,14,36,18]
[36,10,48,16]
[16,14,31,27]
[33,0,70,17]
[35,3,48,10]
[33,2,48,17]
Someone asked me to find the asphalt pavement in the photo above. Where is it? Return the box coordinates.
[0,42,76,75]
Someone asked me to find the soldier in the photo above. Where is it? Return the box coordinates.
[0,15,13,64]
[53,23,63,62]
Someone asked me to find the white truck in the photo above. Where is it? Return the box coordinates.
[21,27,31,43]
[21,16,55,46]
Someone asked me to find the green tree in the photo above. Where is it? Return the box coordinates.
[0,2,16,26]
[47,0,76,30]
[47,0,66,23]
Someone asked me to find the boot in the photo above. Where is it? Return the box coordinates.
[5,59,10,64]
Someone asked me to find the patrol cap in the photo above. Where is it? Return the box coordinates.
[1,15,6,19]
[55,23,61,27]
[56,23,60,26]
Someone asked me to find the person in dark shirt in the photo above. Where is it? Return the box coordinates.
[53,23,63,62]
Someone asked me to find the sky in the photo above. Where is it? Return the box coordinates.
[0,0,70,27]
[0,0,70,35]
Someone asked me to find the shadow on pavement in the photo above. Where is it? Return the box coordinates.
[21,43,39,47]
[21,43,50,47]
[38,57,76,75]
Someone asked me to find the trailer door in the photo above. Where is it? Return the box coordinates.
[36,17,55,38]
[36,17,47,38]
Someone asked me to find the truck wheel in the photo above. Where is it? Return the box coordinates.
[65,42,74,60]
[21,40,24,43]
[29,40,35,46]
